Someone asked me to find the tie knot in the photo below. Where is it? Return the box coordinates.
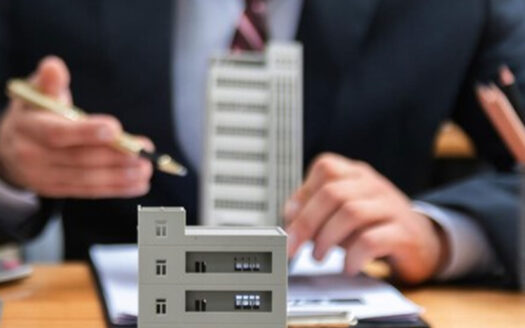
[231,0,268,52]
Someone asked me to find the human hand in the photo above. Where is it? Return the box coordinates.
[285,153,448,284]
[0,56,153,198]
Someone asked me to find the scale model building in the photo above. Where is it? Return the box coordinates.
[137,206,287,328]
[201,42,303,227]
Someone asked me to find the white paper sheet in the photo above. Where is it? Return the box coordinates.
[90,245,138,324]
[288,242,422,320]
[288,274,422,320]
[289,242,346,276]
[89,243,422,325]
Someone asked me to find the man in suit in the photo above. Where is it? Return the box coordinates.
[0,0,523,287]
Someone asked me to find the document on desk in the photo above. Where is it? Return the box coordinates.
[90,245,138,325]
[288,243,422,321]
[90,242,422,326]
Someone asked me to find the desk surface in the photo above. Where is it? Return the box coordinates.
[0,263,524,328]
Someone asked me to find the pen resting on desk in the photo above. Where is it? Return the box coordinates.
[6,79,187,176]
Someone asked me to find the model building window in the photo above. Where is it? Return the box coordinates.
[156,259,167,276]
[155,221,167,237]
[155,298,167,315]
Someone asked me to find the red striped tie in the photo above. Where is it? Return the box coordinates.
[231,0,268,52]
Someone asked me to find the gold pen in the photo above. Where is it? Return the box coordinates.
[6,79,187,176]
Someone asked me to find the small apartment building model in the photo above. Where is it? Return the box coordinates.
[201,42,303,228]
[138,206,287,328]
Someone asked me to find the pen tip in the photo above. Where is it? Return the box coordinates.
[178,167,188,176]
[156,154,188,176]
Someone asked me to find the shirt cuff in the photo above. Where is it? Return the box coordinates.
[412,201,502,280]
[0,178,40,222]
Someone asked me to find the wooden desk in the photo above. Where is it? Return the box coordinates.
[0,263,524,328]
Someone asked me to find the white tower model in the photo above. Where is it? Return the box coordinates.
[201,42,303,227]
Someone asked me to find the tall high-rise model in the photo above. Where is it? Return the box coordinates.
[201,42,303,227]
[138,206,287,328]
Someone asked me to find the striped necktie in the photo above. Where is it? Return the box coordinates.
[231,0,268,52]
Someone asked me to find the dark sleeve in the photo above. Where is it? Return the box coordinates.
[418,0,525,288]
[0,1,54,244]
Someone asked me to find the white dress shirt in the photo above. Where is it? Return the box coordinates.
[0,0,500,280]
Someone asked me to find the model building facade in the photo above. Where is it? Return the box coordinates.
[138,206,287,328]
[201,42,303,227]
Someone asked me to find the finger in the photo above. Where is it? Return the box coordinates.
[344,223,398,276]
[286,178,369,257]
[283,194,301,225]
[313,199,391,261]
[34,56,72,103]
[48,146,142,168]
[16,112,122,148]
[10,56,71,116]
[285,154,367,222]
[299,153,355,200]
[134,135,155,152]
[303,153,369,199]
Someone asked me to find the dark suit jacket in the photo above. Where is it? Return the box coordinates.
[1,0,524,287]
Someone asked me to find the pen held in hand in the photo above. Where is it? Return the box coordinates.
[6,79,187,177]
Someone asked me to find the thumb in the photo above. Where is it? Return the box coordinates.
[33,56,71,102]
